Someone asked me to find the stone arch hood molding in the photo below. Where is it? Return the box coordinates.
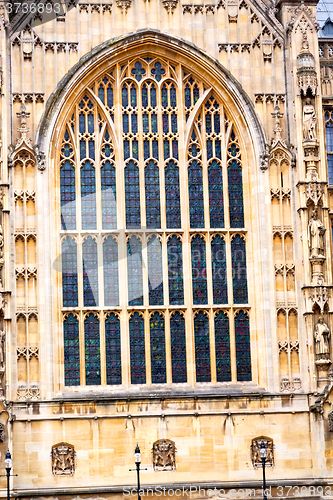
[36,29,267,160]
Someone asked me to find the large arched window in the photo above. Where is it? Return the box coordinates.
[59,55,251,387]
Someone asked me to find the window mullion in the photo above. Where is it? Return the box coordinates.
[145,310,151,385]
[165,309,172,384]
[79,311,85,385]
[177,66,195,385]
[210,310,216,383]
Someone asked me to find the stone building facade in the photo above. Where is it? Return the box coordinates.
[0,0,332,498]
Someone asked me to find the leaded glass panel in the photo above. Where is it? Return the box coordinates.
[101,160,117,230]
[64,314,80,386]
[165,161,181,228]
[214,312,231,381]
[60,160,76,230]
[145,160,161,228]
[150,312,166,384]
[125,161,141,228]
[208,160,224,228]
[167,235,184,305]
[81,160,97,230]
[170,312,187,383]
[105,313,121,385]
[147,235,163,305]
[231,235,248,304]
[84,313,101,385]
[235,311,251,381]
[211,235,227,304]
[191,235,208,304]
[228,160,244,228]
[326,121,333,184]
[82,236,99,307]
[103,236,119,306]
[127,236,143,306]
[194,311,211,382]
[188,160,205,228]
[62,237,78,307]
[129,312,146,384]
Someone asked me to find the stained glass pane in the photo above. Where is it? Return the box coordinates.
[167,235,184,305]
[150,312,166,384]
[326,122,333,183]
[107,84,113,108]
[129,312,146,384]
[125,161,141,228]
[170,84,176,108]
[127,237,143,306]
[105,313,121,385]
[170,312,187,383]
[214,312,231,381]
[147,236,163,305]
[231,235,248,304]
[165,161,181,229]
[87,112,94,133]
[185,84,191,108]
[191,235,207,305]
[235,311,251,381]
[60,160,76,230]
[194,311,211,382]
[188,160,205,228]
[88,139,95,160]
[85,313,101,385]
[81,160,96,230]
[228,160,244,228]
[103,237,119,306]
[122,84,128,107]
[328,154,333,185]
[101,160,117,229]
[64,314,80,386]
[211,235,227,304]
[145,160,161,228]
[82,236,99,307]
[62,237,78,307]
[80,140,86,161]
[208,160,224,228]
[79,113,85,134]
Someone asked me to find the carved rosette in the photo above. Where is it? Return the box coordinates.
[51,443,75,475]
[152,439,176,471]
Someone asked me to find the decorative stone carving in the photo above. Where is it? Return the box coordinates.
[278,340,299,353]
[16,104,32,148]
[271,105,284,142]
[305,183,324,208]
[0,330,5,368]
[52,443,75,475]
[162,0,178,13]
[308,210,325,258]
[251,437,274,468]
[259,145,270,170]
[33,145,46,171]
[309,287,330,314]
[152,439,176,471]
[280,377,302,393]
[314,316,330,359]
[116,0,132,12]
[303,98,317,141]
[328,410,333,431]
[0,422,5,442]
[17,385,41,400]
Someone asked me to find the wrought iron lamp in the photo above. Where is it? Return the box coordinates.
[259,440,268,500]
